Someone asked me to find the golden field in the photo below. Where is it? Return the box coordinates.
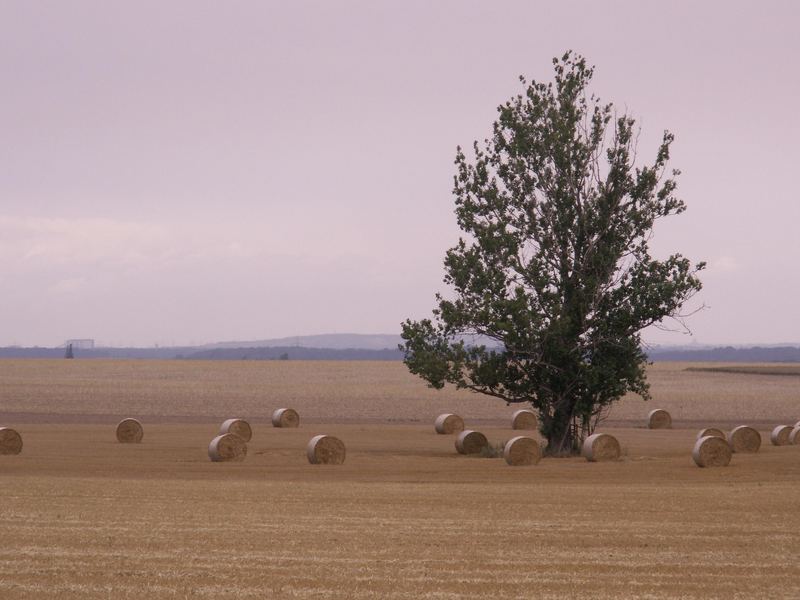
[1,360,799,599]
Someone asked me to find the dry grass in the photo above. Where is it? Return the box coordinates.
[1,422,800,598]
[1,360,800,598]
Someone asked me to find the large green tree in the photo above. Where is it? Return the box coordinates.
[401,52,704,455]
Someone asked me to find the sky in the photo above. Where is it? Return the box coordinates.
[1,0,798,347]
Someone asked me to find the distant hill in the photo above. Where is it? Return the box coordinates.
[183,346,404,361]
[203,333,404,351]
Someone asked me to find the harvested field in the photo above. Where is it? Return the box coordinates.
[0,360,800,429]
[1,359,799,598]
[2,360,799,427]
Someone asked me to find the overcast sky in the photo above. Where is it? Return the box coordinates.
[1,1,798,347]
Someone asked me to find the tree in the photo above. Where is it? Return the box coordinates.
[400,52,705,456]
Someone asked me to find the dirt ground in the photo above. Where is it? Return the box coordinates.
[1,360,799,598]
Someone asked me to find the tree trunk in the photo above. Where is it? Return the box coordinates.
[542,400,578,456]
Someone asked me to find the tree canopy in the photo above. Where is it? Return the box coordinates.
[401,52,705,455]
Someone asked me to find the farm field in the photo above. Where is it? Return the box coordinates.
[1,360,800,598]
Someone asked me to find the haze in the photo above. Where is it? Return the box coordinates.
[1,1,798,347]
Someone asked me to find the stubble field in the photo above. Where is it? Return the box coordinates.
[1,360,799,598]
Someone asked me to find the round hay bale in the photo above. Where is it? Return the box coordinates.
[272,408,300,428]
[647,409,672,429]
[219,418,252,442]
[503,436,541,466]
[770,425,793,446]
[455,430,489,455]
[789,427,800,445]
[434,413,464,435]
[511,409,538,431]
[208,433,247,462]
[696,428,725,441]
[115,418,143,443]
[727,425,761,453]
[582,433,621,462]
[692,435,732,468]
[0,427,23,455]
[306,435,346,464]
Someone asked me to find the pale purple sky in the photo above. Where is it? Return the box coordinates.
[1,1,798,347]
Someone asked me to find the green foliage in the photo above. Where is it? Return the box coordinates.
[401,52,704,455]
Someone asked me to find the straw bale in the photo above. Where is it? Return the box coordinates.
[208,433,247,462]
[272,408,300,428]
[696,428,725,441]
[692,435,732,467]
[115,418,143,443]
[790,426,800,445]
[503,436,541,466]
[306,435,346,464]
[0,427,23,455]
[219,418,252,442]
[726,425,761,453]
[455,430,489,455]
[511,409,538,431]
[582,433,621,462]
[434,413,464,435]
[647,409,672,429]
[770,425,793,446]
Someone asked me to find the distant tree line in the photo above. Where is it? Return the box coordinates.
[1,345,799,362]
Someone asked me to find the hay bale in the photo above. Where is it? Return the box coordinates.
[727,425,761,453]
[696,428,725,440]
[0,427,23,455]
[219,418,252,442]
[503,436,541,466]
[455,430,489,455]
[582,433,621,462]
[770,425,793,446]
[692,435,732,468]
[208,433,247,462]
[434,413,465,435]
[511,409,538,431]
[306,435,346,464]
[272,408,300,428]
[115,418,143,443]
[790,427,800,445]
[647,409,672,429]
